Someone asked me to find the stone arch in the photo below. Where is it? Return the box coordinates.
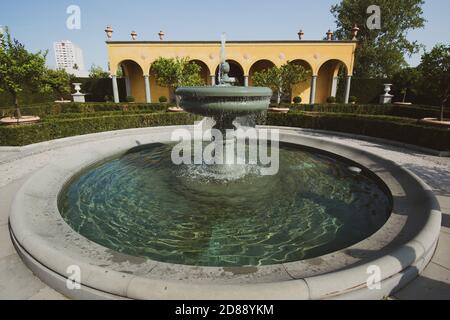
[249,60,276,87]
[148,63,171,103]
[316,59,349,103]
[118,60,145,102]
[215,60,245,86]
[190,59,211,85]
[290,59,314,104]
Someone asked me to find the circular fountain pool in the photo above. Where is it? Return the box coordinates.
[59,142,391,267]
[9,127,441,299]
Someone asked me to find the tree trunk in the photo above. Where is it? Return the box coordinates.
[277,92,281,105]
[441,103,444,122]
[13,93,21,120]
[403,89,407,103]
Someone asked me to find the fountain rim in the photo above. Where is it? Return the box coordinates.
[8,126,441,300]
[176,86,273,97]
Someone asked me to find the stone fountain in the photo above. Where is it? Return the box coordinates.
[176,34,272,134]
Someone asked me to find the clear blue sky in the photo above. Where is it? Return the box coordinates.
[1,0,449,70]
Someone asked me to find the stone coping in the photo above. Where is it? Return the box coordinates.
[8,126,441,299]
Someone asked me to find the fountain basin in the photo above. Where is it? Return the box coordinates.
[176,86,272,117]
[8,126,441,300]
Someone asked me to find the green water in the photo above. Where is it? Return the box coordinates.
[59,143,391,267]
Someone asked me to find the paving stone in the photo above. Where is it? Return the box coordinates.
[394,262,450,300]
[0,255,47,299]
[28,286,67,300]
[432,232,450,269]
[0,225,15,260]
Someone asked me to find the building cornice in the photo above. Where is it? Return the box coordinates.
[106,40,358,45]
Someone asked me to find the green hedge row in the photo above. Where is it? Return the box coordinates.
[0,102,173,118]
[0,112,200,146]
[288,104,450,120]
[266,112,450,151]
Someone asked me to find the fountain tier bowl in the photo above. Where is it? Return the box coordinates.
[176,86,273,117]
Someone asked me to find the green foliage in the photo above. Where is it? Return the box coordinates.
[159,96,168,103]
[418,44,450,120]
[293,96,302,104]
[43,68,74,101]
[326,96,337,103]
[267,112,450,151]
[151,57,205,91]
[252,62,309,104]
[125,96,135,103]
[392,67,420,102]
[0,102,173,118]
[289,103,450,119]
[0,27,49,113]
[331,0,426,78]
[89,64,110,79]
[0,112,200,146]
[349,96,357,103]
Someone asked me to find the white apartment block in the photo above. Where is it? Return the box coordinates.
[53,40,89,77]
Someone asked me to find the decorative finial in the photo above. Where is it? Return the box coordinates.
[298,29,304,40]
[105,26,113,40]
[326,29,334,41]
[131,31,138,41]
[351,24,360,41]
[158,30,165,41]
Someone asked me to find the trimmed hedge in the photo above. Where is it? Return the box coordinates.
[0,112,200,146]
[266,112,450,151]
[289,104,450,120]
[0,102,174,118]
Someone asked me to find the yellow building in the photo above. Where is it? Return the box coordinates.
[106,32,357,104]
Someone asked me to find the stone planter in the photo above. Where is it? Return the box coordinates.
[419,118,450,130]
[167,107,185,113]
[268,107,290,114]
[0,116,40,126]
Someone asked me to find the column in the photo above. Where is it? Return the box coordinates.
[244,75,249,87]
[125,77,131,97]
[144,75,152,103]
[309,75,317,104]
[112,75,119,103]
[344,75,352,104]
[210,75,216,86]
[331,76,338,97]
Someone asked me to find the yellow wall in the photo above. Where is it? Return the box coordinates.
[122,60,146,102]
[107,41,357,103]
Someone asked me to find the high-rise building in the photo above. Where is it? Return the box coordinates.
[53,40,89,77]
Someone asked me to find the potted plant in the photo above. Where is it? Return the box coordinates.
[349,96,357,104]
[159,96,168,103]
[293,96,302,104]
[326,96,337,104]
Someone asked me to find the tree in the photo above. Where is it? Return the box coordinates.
[252,63,308,105]
[418,44,449,121]
[43,68,74,101]
[151,57,205,100]
[0,28,48,118]
[89,64,109,79]
[331,0,426,78]
[392,67,420,103]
